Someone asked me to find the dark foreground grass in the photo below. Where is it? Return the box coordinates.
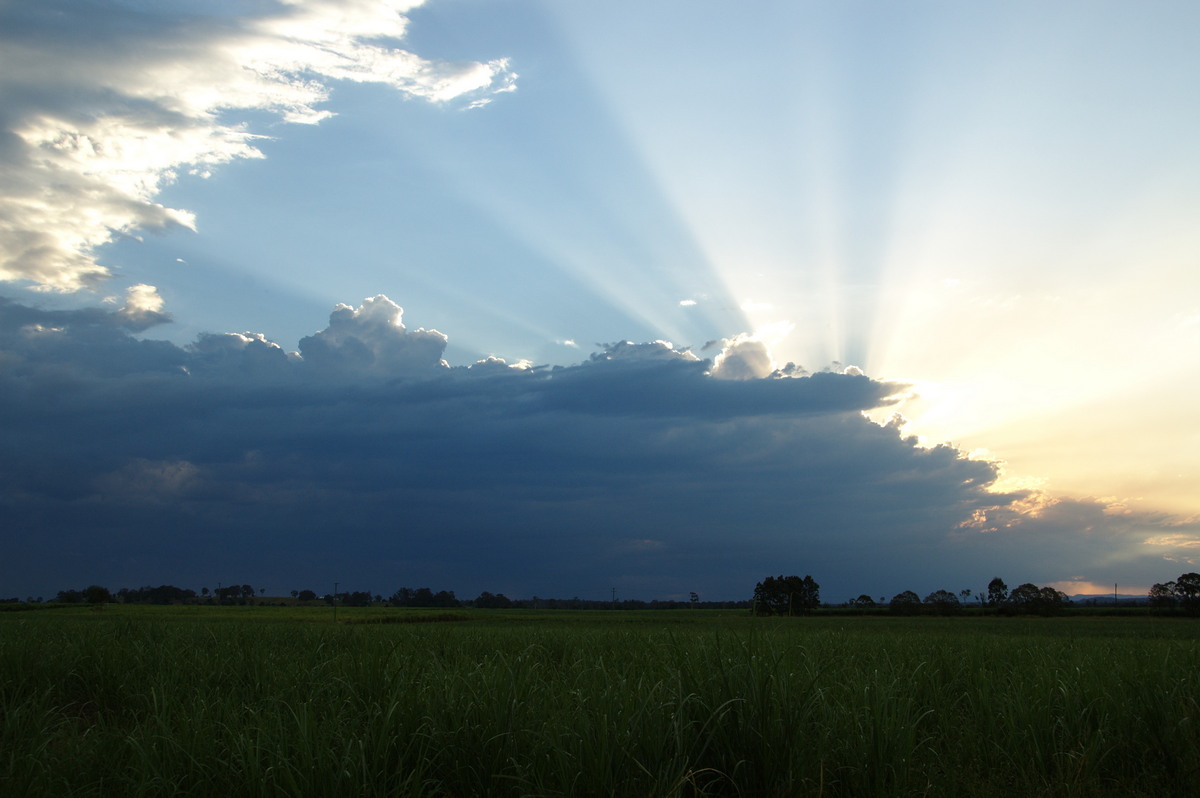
[1,607,1197,797]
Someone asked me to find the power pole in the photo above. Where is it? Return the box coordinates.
[611,587,617,609]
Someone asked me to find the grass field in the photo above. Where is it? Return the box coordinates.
[2,605,1198,797]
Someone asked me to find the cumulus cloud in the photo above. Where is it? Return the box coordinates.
[0,0,516,292]
[591,339,700,364]
[708,333,774,380]
[298,295,449,374]
[189,330,295,377]
[2,294,1196,601]
[114,284,170,330]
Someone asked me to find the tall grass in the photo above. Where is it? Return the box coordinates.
[1,608,1197,796]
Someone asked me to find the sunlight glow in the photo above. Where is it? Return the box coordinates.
[547,1,1200,518]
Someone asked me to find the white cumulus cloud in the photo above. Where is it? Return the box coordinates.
[708,333,774,380]
[0,0,515,292]
[298,294,449,374]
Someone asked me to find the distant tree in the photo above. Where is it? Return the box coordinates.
[117,585,195,605]
[1176,573,1200,614]
[1039,586,1070,613]
[84,585,112,606]
[689,592,699,607]
[1005,583,1069,615]
[848,594,877,609]
[201,587,210,598]
[297,589,317,602]
[960,589,973,606]
[1007,583,1040,606]
[987,577,1008,608]
[1148,581,1177,609]
[290,590,299,599]
[924,589,962,615]
[474,591,513,609]
[753,575,820,616]
[432,590,459,608]
[1148,573,1200,614]
[343,591,372,607]
[888,590,922,615]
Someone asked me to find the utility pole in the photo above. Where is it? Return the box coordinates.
[611,587,617,609]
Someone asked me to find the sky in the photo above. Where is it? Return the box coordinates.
[2,0,1198,602]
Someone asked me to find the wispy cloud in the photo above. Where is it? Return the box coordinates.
[0,0,515,292]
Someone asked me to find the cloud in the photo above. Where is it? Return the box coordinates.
[0,0,516,292]
[708,333,774,380]
[298,295,449,374]
[2,293,1196,600]
[115,284,170,330]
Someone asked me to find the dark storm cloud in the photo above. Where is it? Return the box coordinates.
[2,294,1196,601]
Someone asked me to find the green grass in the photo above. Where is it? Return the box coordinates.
[2,607,1198,796]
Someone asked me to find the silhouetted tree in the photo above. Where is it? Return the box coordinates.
[987,577,1008,608]
[342,591,372,607]
[116,585,196,604]
[1176,573,1200,614]
[753,575,819,615]
[474,591,513,609]
[1147,573,1200,614]
[888,590,921,615]
[297,589,317,602]
[1005,583,1069,615]
[924,589,962,615]
[848,594,877,608]
[1149,581,1176,609]
[84,585,111,606]
[432,590,459,608]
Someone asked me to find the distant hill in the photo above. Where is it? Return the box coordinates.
[1068,593,1148,606]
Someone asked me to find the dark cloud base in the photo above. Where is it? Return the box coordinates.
[1,295,1193,601]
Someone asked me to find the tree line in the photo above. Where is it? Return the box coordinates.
[40,584,747,610]
[1148,573,1200,613]
[29,572,1200,614]
[754,575,1071,616]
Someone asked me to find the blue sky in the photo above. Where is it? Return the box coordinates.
[2,0,1198,601]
